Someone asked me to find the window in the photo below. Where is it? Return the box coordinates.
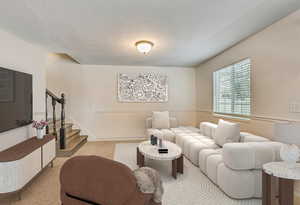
[213,58,251,116]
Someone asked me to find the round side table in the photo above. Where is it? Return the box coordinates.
[262,162,300,205]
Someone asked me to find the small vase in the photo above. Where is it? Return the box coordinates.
[158,138,163,148]
[36,129,44,139]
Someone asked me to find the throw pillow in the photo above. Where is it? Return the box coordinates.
[215,119,240,147]
[152,111,170,129]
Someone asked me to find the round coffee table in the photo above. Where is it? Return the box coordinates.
[136,141,183,179]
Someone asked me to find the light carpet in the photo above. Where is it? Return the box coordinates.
[114,143,261,205]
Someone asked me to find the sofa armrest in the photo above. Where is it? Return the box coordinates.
[240,132,270,142]
[146,117,178,129]
[222,142,283,170]
[199,122,218,139]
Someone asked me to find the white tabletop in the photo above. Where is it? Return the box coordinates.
[138,141,182,161]
[263,162,300,180]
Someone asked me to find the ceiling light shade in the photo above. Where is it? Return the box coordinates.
[135,40,154,54]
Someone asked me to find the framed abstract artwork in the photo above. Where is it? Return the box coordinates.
[118,73,168,102]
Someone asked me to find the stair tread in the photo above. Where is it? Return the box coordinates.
[66,129,80,138]
[66,135,87,149]
[60,135,88,152]
[65,123,73,128]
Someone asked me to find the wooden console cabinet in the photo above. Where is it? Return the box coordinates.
[0,135,56,199]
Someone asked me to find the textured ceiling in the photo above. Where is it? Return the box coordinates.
[1,0,300,67]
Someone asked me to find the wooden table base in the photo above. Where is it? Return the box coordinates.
[262,171,294,205]
[136,148,184,179]
[172,154,184,179]
[137,147,145,167]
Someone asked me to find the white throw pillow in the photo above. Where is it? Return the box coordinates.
[152,111,170,129]
[215,119,240,147]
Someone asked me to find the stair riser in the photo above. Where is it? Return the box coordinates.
[56,136,88,157]
[65,133,80,145]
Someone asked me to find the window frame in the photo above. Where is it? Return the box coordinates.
[212,58,251,118]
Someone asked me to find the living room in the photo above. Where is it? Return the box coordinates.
[0,1,300,205]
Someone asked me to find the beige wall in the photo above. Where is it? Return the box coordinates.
[46,54,82,119]
[196,9,300,138]
[46,55,197,140]
[0,29,47,151]
[196,9,300,197]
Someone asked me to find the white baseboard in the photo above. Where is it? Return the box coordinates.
[88,137,147,142]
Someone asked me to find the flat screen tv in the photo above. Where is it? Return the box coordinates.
[0,67,33,133]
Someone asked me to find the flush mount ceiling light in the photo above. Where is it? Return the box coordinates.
[135,40,154,54]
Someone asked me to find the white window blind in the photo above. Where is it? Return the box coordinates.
[213,58,251,116]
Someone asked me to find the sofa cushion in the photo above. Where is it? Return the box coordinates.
[175,134,192,148]
[199,149,222,173]
[199,122,218,139]
[186,137,218,165]
[217,163,261,199]
[215,119,240,147]
[183,138,201,157]
[152,111,170,129]
[240,132,270,142]
[222,142,282,170]
[184,126,201,133]
[206,154,223,184]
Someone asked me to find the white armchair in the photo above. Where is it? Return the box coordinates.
[217,141,283,199]
[145,117,178,142]
[145,117,178,129]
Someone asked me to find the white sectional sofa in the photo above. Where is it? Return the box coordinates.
[146,119,284,199]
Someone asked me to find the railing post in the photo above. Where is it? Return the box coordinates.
[52,97,57,139]
[59,93,66,149]
[45,92,49,134]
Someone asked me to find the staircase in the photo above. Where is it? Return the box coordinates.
[46,89,88,157]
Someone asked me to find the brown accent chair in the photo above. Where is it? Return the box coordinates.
[60,155,161,205]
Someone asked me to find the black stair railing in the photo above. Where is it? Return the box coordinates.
[45,89,66,149]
